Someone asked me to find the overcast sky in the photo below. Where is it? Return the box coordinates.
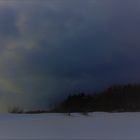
[0,0,140,111]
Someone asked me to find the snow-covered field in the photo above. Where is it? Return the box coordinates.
[0,112,139,139]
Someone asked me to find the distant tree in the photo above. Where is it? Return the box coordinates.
[51,84,140,113]
[8,107,23,114]
[9,83,140,114]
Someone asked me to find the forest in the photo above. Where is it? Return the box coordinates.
[50,84,140,114]
[10,84,140,114]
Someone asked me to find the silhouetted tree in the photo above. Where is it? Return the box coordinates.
[51,84,140,113]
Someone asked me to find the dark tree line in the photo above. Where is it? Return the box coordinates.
[9,84,140,114]
[51,84,140,113]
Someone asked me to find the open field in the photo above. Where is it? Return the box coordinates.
[0,112,139,139]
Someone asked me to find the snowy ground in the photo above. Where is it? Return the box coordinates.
[0,112,139,139]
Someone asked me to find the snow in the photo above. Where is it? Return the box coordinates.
[0,112,139,139]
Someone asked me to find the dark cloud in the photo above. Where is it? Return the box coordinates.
[0,0,140,111]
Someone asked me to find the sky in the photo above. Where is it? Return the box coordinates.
[0,0,140,111]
